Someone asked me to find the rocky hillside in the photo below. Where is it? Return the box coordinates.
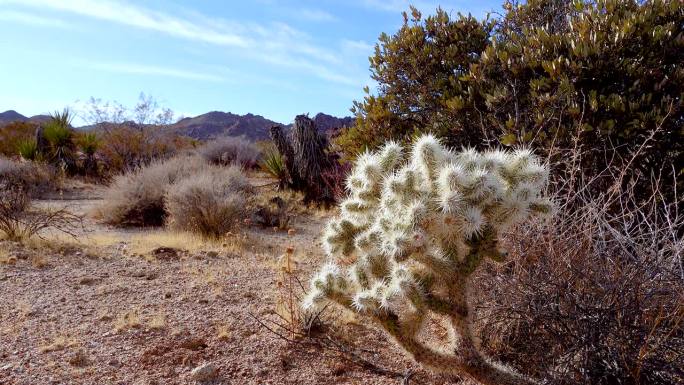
[0,110,51,126]
[1,110,354,141]
[168,111,354,141]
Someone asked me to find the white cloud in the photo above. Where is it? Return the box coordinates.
[0,9,72,29]
[80,61,227,82]
[298,8,337,22]
[1,0,363,86]
[3,0,249,47]
[342,39,374,52]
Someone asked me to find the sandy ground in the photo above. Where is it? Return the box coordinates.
[0,182,461,385]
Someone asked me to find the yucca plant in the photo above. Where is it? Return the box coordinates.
[76,132,100,176]
[260,145,289,189]
[43,109,75,172]
[76,132,99,156]
[17,139,39,161]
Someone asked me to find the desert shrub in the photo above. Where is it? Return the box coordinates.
[304,135,552,385]
[17,139,39,161]
[165,166,252,237]
[74,132,100,177]
[199,136,260,168]
[475,168,683,384]
[0,175,79,241]
[0,121,37,157]
[98,156,206,226]
[0,156,56,194]
[259,142,289,189]
[97,126,194,176]
[341,0,683,190]
[42,109,76,173]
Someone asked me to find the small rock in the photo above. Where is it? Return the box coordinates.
[78,276,100,285]
[68,349,90,367]
[164,292,172,299]
[190,363,218,382]
[151,247,181,261]
[179,338,207,351]
[205,251,218,258]
[107,359,121,367]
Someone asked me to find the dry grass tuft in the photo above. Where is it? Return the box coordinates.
[216,323,231,341]
[113,309,142,332]
[40,335,79,353]
[165,166,252,237]
[148,312,167,330]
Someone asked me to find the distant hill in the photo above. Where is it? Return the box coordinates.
[168,111,282,141]
[0,110,52,126]
[167,111,354,141]
[0,110,354,141]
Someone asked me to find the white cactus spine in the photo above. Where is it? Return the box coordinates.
[304,135,552,385]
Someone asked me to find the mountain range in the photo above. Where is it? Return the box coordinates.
[0,110,354,141]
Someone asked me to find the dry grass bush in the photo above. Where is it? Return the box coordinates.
[98,156,206,226]
[0,177,80,241]
[165,165,252,237]
[0,156,57,195]
[474,161,683,384]
[199,136,260,168]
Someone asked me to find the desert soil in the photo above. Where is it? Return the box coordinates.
[0,181,459,385]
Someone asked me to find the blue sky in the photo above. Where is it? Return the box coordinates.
[0,0,501,124]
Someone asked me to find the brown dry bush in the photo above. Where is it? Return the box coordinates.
[474,163,683,384]
[98,156,205,227]
[0,156,58,196]
[0,171,79,241]
[165,165,252,237]
[198,136,261,168]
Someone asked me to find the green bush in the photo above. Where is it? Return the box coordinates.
[341,0,683,184]
[0,121,36,157]
[17,139,39,161]
[259,143,288,189]
[42,109,76,172]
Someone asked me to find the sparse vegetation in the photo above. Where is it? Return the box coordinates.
[98,156,206,226]
[1,2,681,384]
[199,136,261,168]
[0,121,37,157]
[166,166,252,237]
[474,155,684,385]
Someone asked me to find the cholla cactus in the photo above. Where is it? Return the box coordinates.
[304,135,552,385]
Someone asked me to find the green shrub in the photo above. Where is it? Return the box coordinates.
[259,143,288,188]
[75,132,100,176]
[43,109,76,172]
[17,139,39,161]
[165,166,252,237]
[341,0,683,186]
[0,121,37,157]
